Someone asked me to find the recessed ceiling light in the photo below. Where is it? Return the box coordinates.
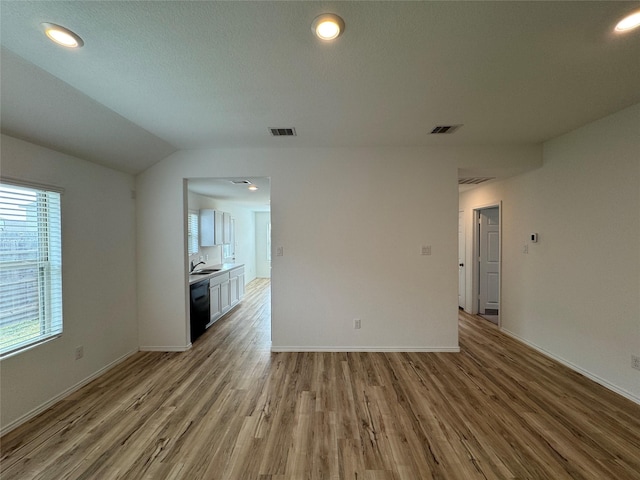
[615,11,640,32]
[248,185,259,191]
[312,14,345,41]
[41,23,84,48]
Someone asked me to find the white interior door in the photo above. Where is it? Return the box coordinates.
[458,210,466,309]
[479,207,500,314]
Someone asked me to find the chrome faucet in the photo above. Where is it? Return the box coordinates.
[190,260,205,273]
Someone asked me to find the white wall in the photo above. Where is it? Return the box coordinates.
[459,103,640,402]
[255,211,271,278]
[0,135,138,432]
[137,146,484,351]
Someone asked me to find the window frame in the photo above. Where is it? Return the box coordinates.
[0,178,64,359]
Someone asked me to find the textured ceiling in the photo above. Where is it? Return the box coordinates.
[1,1,639,176]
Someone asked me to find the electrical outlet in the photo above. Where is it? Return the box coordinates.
[421,245,431,256]
[75,346,84,360]
[632,355,640,371]
[354,318,361,330]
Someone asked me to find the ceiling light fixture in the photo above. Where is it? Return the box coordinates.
[248,185,259,191]
[312,13,345,41]
[615,10,640,32]
[41,23,84,48]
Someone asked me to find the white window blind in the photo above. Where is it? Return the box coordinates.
[187,211,199,255]
[0,182,63,358]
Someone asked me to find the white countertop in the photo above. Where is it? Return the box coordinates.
[188,263,243,285]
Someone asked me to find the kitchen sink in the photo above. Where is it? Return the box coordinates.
[193,268,221,274]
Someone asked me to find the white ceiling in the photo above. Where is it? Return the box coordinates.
[1,1,639,181]
[188,177,271,212]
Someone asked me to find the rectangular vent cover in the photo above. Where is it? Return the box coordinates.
[230,179,251,185]
[430,125,462,134]
[269,127,297,137]
[458,177,495,185]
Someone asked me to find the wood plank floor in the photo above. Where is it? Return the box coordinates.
[2,278,639,479]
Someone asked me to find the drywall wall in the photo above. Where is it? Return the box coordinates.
[0,135,139,432]
[137,145,539,352]
[255,212,271,278]
[459,103,640,402]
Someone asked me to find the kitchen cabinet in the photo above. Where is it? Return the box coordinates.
[199,209,215,246]
[229,266,245,308]
[214,211,224,245]
[223,212,232,244]
[189,264,245,338]
[230,275,239,306]
[199,209,227,246]
[220,276,230,313]
[208,272,229,326]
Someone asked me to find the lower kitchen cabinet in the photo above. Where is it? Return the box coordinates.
[198,265,246,332]
[229,266,245,308]
[208,272,229,327]
[209,282,221,326]
[220,278,230,312]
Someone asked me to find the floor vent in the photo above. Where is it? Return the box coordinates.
[269,127,297,137]
[458,177,495,185]
[430,125,462,134]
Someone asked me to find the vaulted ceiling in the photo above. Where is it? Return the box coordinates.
[1,1,639,175]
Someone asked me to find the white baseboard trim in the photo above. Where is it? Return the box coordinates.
[139,344,191,352]
[501,328,640,406]
[1,348,139,436]
[271,346,460,353]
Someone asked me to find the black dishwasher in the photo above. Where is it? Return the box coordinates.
[190,279,209,342]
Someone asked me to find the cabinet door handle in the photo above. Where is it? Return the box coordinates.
[459,263,464,267]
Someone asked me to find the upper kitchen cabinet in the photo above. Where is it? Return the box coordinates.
[200,209,221,246]
[200,209,231,246]
[223,212,231,245]
[214,211,224,245]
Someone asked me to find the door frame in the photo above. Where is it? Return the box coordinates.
[471,201,502,326]
[458,210,466,309]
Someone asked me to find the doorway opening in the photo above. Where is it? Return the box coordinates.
[185,177,272,340]
[473,204,501,326]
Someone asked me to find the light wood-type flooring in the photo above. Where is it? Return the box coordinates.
[2,279,640,479]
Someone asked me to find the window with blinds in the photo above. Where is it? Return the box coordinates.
[187,211,199,255]
[0,181,63,358]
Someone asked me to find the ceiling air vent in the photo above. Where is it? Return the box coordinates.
[458,177,496,185]
[230,179,252,185]
[430,124,462,134]
[269,127,297,137]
